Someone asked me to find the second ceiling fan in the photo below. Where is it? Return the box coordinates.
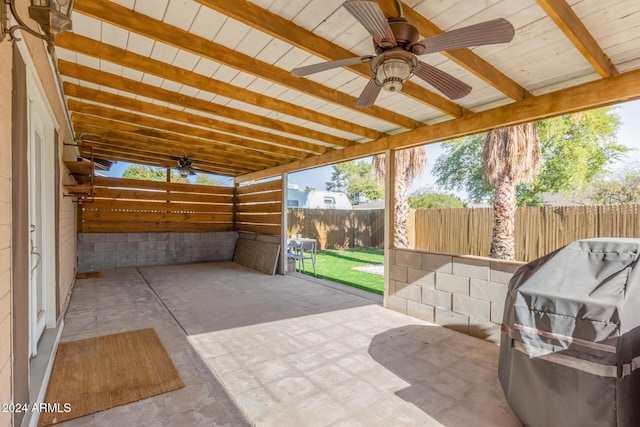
[291,0,515,108]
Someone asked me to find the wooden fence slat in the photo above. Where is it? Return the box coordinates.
[85,199,234,213]
[93,187,234,204]
[237,179,282,194]
[237,191,283,204]
[237,223,282,236]
[81,211,233,223]
[80,222,235,233]
[94,176,235,194]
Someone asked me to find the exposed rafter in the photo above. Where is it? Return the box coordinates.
[58,61,346,153]
[536,0,618,77]
[236,67,640,183]
[71,0,421,129]
[376,0,531,101]
[195,0,467,118]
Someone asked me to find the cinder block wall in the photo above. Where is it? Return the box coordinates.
[387,248,524,343]
[77,231,238,272]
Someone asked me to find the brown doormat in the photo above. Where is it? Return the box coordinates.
[39,328,184,426]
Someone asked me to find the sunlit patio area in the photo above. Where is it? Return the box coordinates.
[58,262,519,426]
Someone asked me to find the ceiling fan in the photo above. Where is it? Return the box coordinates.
[176,155,197,178]
[290,0,515,108]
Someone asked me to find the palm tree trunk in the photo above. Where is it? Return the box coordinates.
[490,174,517,260]
[394,168,410,248]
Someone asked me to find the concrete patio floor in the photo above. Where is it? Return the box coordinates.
[55,261,520,426]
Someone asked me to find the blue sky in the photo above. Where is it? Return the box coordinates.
[106,99,640,192]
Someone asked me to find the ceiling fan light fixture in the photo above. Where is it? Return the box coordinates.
[371,50,419,93]
[178,167,190,178]
[376,58,411,92]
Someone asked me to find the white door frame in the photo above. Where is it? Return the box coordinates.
[26,70,57,357]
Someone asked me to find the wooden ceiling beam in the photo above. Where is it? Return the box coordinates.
[74,126,280,169]
[67,101,325,156]
[71,115,283,169]
[376,0,531,101]
[71,0,420,129]
[80,145,249,176]
[195,0,466,118]
[536,0,618,77]
[55,40,356,149]
[236,67,640,183]
[64,84,310,160]
[59,62,331,154]
[79,141,249,175]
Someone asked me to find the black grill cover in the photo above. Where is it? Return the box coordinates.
[499,238,640,427]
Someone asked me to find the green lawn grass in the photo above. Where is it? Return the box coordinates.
[301,247,384,295]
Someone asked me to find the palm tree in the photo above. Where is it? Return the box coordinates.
[482,123,541,260]
[373,147,427,248]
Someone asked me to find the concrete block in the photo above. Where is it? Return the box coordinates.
[139,241,157,251]
[421,253,452,273]
[81,233,106,243]
[116,259,137,268]
[395,282,421,302]
[136,259,156,267]
[77,261,94,272]
[395,250,421,269]
[117,241,137,251]
[216,231,238,240]
[470,279,508,303]
[452,294,490,321]
[388,279,397,295]
[453,257,490,281]
[388,249,396,266]
[92,251,105,261]
[390,264,408,283]
[147,233,168,241]
[421,287,452,310]
[386,295,407,314]
[490,261,523,284]
[156,241,168,250]
[126,249,138,260]
[407,269,435,288]
[491,302,505,324]
[435,308,469,334]
[127,233,149,242]
[407,301,435,323]
[435,273,469,295]
[105,233,128,242]
[77,242,95,252]
[94,242,117,252]
[469,319,501,344]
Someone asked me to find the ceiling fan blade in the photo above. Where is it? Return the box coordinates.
[343,0,396,48]
[413,61,472,99]
[291,56,374,77]
[355,79,382,108]
[412,18,515,54]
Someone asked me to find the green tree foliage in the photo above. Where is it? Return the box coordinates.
[433,108,626,206]
[325,160,383,201]
[122,165,189,183]
[409,189,465,209]
[194,174,224,186]
[589,166,640,204]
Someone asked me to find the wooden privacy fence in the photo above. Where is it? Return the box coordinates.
[288,208,384,250]
[236,179,282,236]
[79,177,235,233]
[414,204,640,262]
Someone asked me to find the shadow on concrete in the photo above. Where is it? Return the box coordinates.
[367,324,520,426]
[137,261,377,335]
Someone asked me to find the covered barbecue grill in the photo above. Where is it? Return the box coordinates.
[499,238,640,427]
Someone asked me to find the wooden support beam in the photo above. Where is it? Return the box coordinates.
[55,40,357,149]
[376,0,531,101]
[383,149,395,308]
[195,0,466,118]
[71,0,421,129]
[68,99,320,157]
[536,0,618,77]
[58,60,382,146]
[62,77,331,156]
[235,67,640,183]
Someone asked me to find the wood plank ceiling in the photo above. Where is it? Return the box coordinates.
[54,0,640,183]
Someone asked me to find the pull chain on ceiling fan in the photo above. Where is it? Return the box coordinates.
[291,0,515,108]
